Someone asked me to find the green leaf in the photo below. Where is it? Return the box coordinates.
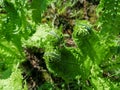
[44,47,82,81]
[31,0,47,24]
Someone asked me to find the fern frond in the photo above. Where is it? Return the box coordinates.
[72,20,99,62]
[98,0,120,36]
[0,66,27,90]
[44,46,87,82]
[0,0,48,89]
[25,24,63,48]
[0,41,24,79]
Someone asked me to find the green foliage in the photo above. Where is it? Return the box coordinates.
[0,0,47,89]
[98,0,120,36]
[45,47,82,81]
[73,20,98,61]
[25,1,120,89]
[26,24,83,81]
[0,66,27,90]
[0,0,120,89]
[25,24,63,48]
[0,41,22,79]
[38,82,54,90]
[31,0,47,24]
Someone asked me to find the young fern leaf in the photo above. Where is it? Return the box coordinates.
[72,20,99,62]
[44,47,82,81]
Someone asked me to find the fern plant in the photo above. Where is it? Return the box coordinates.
[0,0,120,89]
[0,0,47,89]
[25,0,120,89]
